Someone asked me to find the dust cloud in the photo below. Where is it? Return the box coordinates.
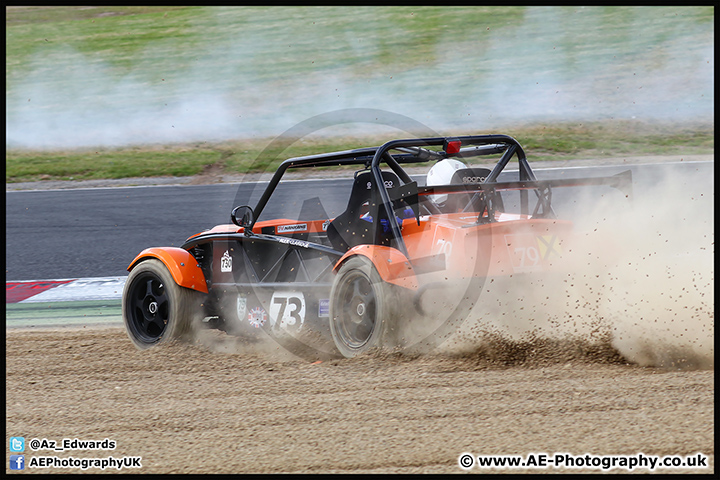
[436,167,713,370]
[181,164,713,370]
[6,8,714,149]
[593,173,713,369]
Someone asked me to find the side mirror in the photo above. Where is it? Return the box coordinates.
[231,205,255,229]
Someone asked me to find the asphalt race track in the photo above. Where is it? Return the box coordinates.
[5,158,714,474]
[5,161,711,280]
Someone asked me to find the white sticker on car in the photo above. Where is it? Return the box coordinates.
[318,299,330,318]
[220,250,232,273]
[278,237,309,248]
[236,295,247,323]
[277,223,308,234]
[248,306,267,328]
[269,291,306,331]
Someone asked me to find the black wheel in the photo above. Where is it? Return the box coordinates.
[329,256,396,358]
[122,258,202,349]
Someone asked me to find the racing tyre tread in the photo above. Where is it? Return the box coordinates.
[329,256,398,358]
[122,258,202,350]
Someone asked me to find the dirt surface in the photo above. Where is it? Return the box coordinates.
[6,153,714,473]
[5,326,713,474]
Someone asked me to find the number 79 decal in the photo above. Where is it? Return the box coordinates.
[505,234,561,272]
[269,291,306,331]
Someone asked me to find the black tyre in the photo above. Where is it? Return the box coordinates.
[329,256,396,358]
[122,258,202,349]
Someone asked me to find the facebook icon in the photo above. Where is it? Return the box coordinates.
[10,455,25,470]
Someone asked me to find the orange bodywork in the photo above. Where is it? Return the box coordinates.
[181,213,572,293]
[334,244,418,290]
[127,247,209,293]
[402,212,572,277]
[336,212,573,290]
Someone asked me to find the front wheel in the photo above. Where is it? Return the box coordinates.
[329,256,396,358]
[122,258,202,349]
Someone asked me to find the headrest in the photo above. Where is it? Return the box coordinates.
[450,167,492,186]
[350,170,401,198]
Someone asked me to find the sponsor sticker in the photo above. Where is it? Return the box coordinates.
[248,307,267,328]
[318,299,330,318]
[462,175,487,184]
[536,234,561,260]
[236,296,247,323]
[277,223,308,234]
[278,237,309,248]
[220,251,232,273]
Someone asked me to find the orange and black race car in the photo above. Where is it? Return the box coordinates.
[122,135,632,358]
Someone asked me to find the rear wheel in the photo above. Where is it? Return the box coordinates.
[122,259,202,349]
[329,256,396,358]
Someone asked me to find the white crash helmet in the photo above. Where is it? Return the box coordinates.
[426,158,468,205]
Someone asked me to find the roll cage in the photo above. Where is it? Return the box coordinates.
[232,134,632,259]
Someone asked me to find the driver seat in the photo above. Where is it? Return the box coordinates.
[326,170,401,252]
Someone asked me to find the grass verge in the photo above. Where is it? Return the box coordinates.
[6,121,713,183]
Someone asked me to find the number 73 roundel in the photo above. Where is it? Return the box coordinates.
[269,291,306,331]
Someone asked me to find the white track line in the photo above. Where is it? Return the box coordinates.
[16,276,127,303]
